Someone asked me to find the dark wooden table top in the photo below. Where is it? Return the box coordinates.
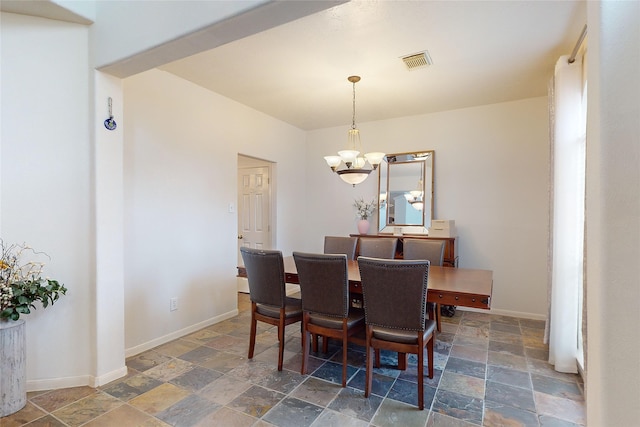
[238,257,493,309]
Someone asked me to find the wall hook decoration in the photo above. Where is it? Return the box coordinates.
[104,97,117,130]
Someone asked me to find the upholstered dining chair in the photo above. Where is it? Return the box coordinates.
[239,247,303,371]
[323,236,358,260]
[357,256,436,410]
[357,237,398,259]
[402,239,446,332]
[292,252,365,387]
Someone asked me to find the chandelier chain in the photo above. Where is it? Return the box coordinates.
[351,80,357,130]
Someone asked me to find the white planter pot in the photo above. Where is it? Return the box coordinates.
[0,318,26,417]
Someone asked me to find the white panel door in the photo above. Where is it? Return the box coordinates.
[237,166,271,292]
[238,166,270,250]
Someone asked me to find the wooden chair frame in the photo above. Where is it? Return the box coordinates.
[358,256,436,410]
[294,252,365,387]
[241,247,303,371]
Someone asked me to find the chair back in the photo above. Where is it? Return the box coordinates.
[402,239,445,266]
[240,247,286,307]
[293,252,349,317]
[358,237,398,259]
[358,257,429,331]
[323,236,358,260]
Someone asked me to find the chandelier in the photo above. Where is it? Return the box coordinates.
[324,76,385,187]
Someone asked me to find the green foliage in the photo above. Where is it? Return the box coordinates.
[1,279,67,321]
[1,240,68,321]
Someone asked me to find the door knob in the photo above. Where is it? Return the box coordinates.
[238,235,243,239]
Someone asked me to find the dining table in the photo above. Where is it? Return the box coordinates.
[238,256,493,368]
[236,256,493,310]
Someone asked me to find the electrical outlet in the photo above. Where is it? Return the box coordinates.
[170,298,178,311]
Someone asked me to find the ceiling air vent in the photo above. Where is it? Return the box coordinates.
[401,51,433,70]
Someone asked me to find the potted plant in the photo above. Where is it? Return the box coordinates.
[0,240,67,416]
[353,197,377,235]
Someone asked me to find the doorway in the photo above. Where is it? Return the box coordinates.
[237,155,274,292]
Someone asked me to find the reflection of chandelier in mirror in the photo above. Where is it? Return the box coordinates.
[409,198,424,211]
[405,193,424,211]
[324,76,385,187]
[405,179,424,210]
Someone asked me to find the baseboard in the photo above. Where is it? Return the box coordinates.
[27,367,130,392]
[93,366,129,387]
[124,308,239,358]
[27,375,95,393]
[456,306,546,321]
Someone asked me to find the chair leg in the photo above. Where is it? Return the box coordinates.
[427,332,435,379]
[375,349,381,368]
[398,352,407,370]
[277,310,285,371]
[248,304,257,359]
[322,335,329,353]
[417,339,424,410]
[301,315,310,375]
[365,327,373,398]
[428,303,441,333]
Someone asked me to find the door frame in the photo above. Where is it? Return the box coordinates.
[237,154,276,292]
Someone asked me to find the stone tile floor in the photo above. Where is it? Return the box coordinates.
[2,293,585,426]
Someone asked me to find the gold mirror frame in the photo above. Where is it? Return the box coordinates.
[378,151,434,234]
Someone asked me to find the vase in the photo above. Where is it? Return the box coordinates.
[0,318,26,417]
[357,219,370,235]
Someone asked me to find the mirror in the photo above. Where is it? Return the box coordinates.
[378,151,434,234]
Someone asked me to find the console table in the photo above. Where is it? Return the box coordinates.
[350,234,457,267]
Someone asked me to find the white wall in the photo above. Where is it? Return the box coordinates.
[306,97,550,318]
[1,13,93,387]
[93,70,127,385]
[585,1,640,425]
[122,69,307,353]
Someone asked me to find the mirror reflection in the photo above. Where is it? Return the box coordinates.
[378,151,434,234]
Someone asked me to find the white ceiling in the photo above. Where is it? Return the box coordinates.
[2,0,586,131]
[159,1,587,131]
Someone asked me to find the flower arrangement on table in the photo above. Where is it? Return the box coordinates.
[0,240,67,321]
[353,197,377,220]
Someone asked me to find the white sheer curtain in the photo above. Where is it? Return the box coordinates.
[547,54,586,373]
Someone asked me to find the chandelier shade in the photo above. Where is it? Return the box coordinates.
[337,168,371,185]
[410,200,424,211]
[324,76,384,187]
